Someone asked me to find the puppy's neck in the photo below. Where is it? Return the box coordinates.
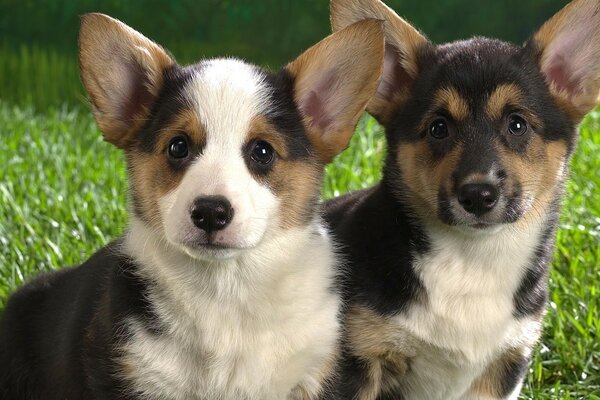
[123,216,333,303]
[120,218,340,400]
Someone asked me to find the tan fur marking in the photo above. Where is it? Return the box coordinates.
[247,115,290,160]
[461,173,492,185]
[79,13,174,149]
[469,347,526,397]
[500,135,567,219]
[128,108,206,229]
[330,0,429,123]
[291,352,339,400]
[269,160,322,230]
[486,84,524,120]
[330,0,425,77]
[287,19,384,162]
[532,0,576,49]
[533,0,600,120]
[498,137,568,229]
[346,305,416,400]
[156,109,206,152]
[486,85,545,135]
[129,153,183,229]
[524,139,568,227]
[116,356,137,388]
[434,87,470,121]
[246,116,323,230]
[396,142,463,220]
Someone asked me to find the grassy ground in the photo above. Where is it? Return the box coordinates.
[0,101,598,398]
[0,45,83,110]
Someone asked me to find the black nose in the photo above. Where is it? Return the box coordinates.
[457,183,499,216]
[190,196,234,233]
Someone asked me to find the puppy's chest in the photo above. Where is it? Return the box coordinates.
[121,282,340,400]
[383,228,543,398]
[399,228,540,355]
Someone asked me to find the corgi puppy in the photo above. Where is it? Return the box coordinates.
[0,14,385,400]
[325,0,600,399]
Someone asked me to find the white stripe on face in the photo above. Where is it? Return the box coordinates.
[160,59,279,260]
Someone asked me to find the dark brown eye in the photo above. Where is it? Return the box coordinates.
[508,115,528,136]
[250,140,275,165]
[168,136,189,159]
[430,118,449,139]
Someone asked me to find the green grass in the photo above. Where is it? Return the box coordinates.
[0,45,84,110]
[0,101,598,398]
[0,42,283,111]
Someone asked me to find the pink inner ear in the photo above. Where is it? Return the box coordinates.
[377,44,413,100]
[545,54,579,96]
[543,30,585,97]
[541,16,600,99]
[300,71,338,131]
[120,60,155,124]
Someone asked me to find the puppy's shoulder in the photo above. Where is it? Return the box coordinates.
[324,185,381,228]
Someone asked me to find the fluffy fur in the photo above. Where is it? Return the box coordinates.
[325,0,600,399]
[0,14,385,400]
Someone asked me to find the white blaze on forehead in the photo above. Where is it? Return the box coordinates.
[160,58,280,254]
[179,57,275,198]
[185,58,271,150]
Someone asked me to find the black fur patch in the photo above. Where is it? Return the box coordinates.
[325,34,576,400]
[325,184,428,316]
[328,352,376,400]
[384,38,575,185]
[513,200,560,318]
[261,67,314,161]
[497,353,530,398]
[136,64,197,154]
[0,241,159,399]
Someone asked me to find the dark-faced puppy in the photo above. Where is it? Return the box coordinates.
[0,14,385,400]
[325,0,600,399]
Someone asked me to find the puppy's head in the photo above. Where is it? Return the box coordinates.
[79,14,383,260]
[332,0,600,231]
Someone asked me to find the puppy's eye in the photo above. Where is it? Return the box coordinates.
[250,140,275,165]
[508,115,527,136]
[168,136,189,159]
[429,118,449,139]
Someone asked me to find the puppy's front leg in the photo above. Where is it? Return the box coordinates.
[465,347,530,400]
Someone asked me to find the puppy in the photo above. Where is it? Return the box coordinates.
[325,0,600,399]
[0,14,384,400]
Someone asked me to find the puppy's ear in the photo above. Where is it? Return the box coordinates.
[330,0,428,124]
[530,0,600,122]
[79,13,175,149]
[286,19,384,163]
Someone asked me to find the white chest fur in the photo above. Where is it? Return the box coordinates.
[393,222,544,400]
[121,220,340,400]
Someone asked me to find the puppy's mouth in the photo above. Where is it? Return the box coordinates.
[470,222,498,230]
[189,233,242,249]
[178,240,244,261]
[162,215,269,261]
[437,192,528,229]
[174,231,258,261]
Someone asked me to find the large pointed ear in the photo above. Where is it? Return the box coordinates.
[79,13,175,149]
[286,19,384,163]
[530,0,600,122]
[330,0,429,124]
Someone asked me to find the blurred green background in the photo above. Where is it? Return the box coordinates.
[0,0,567,110]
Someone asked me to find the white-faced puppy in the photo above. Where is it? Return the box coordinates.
[325,0,600,399]
[0,14,384,400]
